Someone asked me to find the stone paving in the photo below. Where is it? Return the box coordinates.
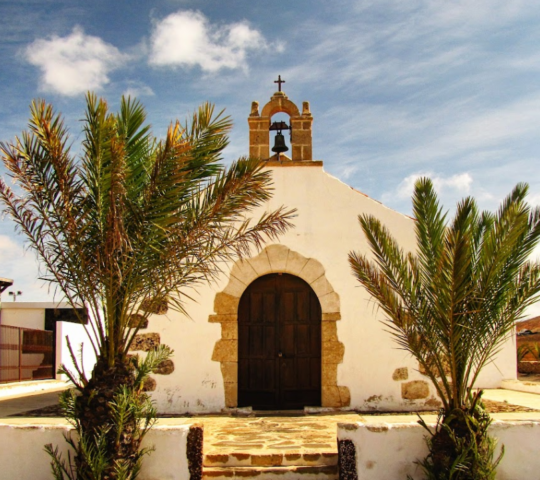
[201,413,363,458]
[199,414,363,478]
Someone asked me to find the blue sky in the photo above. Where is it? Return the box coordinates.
[1,0,540,304]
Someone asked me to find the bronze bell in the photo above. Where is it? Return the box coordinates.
[272,132,289,154]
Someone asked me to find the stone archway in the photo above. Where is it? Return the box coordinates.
[209,244,350,408]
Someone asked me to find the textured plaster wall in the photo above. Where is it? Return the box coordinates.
[0,422,191,480]
[146,165,516,414]
[338,420,540,480]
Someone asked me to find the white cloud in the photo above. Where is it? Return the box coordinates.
[123,83,155,98]
[527,193,540,207]
[389,172,473,201]
[0,234,52,302]
[149,10,268,72]
[25,26,127,96]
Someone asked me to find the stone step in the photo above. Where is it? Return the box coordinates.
[204,452,337,468]
[203,465,338,479]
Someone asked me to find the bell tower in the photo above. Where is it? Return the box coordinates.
[248,76,314,162]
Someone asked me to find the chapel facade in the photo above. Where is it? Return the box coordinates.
[136,82,517,414]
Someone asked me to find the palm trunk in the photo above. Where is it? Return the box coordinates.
[76,354,141,479]
[424,402,499,480]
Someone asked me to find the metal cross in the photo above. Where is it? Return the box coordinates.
[274,75,285,91]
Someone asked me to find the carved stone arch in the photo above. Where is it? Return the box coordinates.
[260,96,300,118]
[210,244,350,408]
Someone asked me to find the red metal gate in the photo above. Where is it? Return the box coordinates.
[0,325,54,383]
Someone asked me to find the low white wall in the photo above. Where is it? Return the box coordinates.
[338,419,540,480]
[0,422,191,480]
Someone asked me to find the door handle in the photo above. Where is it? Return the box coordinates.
[278,351,283,358]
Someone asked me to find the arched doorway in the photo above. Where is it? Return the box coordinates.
[238,273,321,410]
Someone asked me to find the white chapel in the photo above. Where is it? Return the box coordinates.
[140,83,516,414]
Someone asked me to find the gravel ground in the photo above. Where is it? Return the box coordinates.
[10,398,537,417]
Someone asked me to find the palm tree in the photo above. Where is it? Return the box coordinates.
[0,94,295,479]
[349,178,540,480]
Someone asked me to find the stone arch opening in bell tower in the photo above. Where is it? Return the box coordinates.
[269,112,292,161]
[248,89,313,162]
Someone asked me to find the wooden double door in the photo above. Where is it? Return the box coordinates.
[238,273,322,410]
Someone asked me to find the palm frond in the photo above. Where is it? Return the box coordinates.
[350,176,540,412]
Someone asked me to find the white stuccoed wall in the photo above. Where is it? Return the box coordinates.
[147,165,516,414]
[337,419,540,480]
[0,422,191,480]
[56,321,97,381]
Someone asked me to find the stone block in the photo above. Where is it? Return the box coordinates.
[322,312,341,322]
[322,385,341,407]
[230,259,258,286]
[140,297,168,315]
[419,358,450,377]
[248,117,265,126]
[322,322,338,342]
[285,250,309,275]
[153,359,175,375]
[292,145,302,161]
[208,314,237,324]
[338,386,351,406]
[205,454,230,465]
[265,244,289,272]
[310,275,333,297]
[214,292,240,315]
[322,341,344,364]
[222,275,248,298]
[128,314,148,329]
[402,380,430,400]
[392,367,408,381]
[300,258,325,283]
[131,333,160,352]
[220,362,238,383]
[247,252,272,275]
[212,339,237,362]
[257,146,270,158]
[221,321,238,340]
[425,397,442,408]
[292,130,312,145]
[142,376,157,392]
[302,145,313,161]
[319,292,340,313]
[224,382,238,407]
[250,146,261,158]
[322,362,338,386]
[250,101,260,116]
[251,454,283,466]
[250,131,269,145]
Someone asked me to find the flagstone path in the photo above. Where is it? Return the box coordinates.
[199,414,364,479]
[202,413,363,456]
